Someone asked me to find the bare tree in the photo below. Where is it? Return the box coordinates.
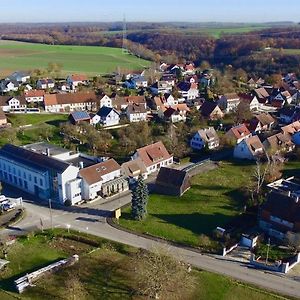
[132,247,194,299]
[63,274,87,300]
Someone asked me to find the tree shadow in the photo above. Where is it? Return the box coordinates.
[46,119,68,127]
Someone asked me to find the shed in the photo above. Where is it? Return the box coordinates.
[155,167,190,196]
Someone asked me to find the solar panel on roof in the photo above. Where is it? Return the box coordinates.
[71,111,90,121]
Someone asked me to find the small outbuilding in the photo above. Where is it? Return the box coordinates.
[155,167,190,196]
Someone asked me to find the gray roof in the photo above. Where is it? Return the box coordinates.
[0,144,70,174]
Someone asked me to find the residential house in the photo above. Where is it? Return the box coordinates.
[150,81,173,95]
[163,93,178,106]
[126,103,148,122]
[200,101,224,120]
[190,127,219,150]
[161,74,176,86]
[218,93,240,113]
[92,106,120,127]
[281,121,300,145]
[177,82,199,100]
[247,78,257,89]
[44,92,98,112]
[0,96,27,112]
[124,75,148,89]
[238,93,260,111]
[7,71,30,83]
[279,107,300,124]
[79,159,128,200]
[260,187,300,239]
[249,113,275,133]
[69,111,91,125]
[225,124,251,144]
[0,80,19,93]
[0,144,81,205]
[155,167,191,196]
[263,132,295,154]
[254,87,270,104]
[24,90,45,103]
[233,135,265,160]
[160,104,190,123]
[0,109,7,126]
[99,94,112,108]
[270,89,292,107]
[132,141,173,175]
[37,79,55,90]
[121,158,148,184]
[67,74,88,87]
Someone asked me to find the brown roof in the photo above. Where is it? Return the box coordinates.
[223,93,240,100]
[281,121,300,135]
[265,132,294,150]
[255,113,275,126]
[44,92,97,106]
[0,96,26,106]
[255,87,269,99]
[121,158,147,178]
[198,127,219,143]
[136,141,172,168]
[79,159,121,185]
[227,124,251,140]
[70,74,88,82]
[127,103,147,114]
[123,96,146,105]
[245,136,264,155]
[25,90,45,97]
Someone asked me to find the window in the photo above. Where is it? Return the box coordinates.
[40,178,43,187]
[29,174,32,181]
[24,181,28,189]
[34,177,37,184]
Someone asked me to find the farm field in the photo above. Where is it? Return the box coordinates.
[0,229,284,300]
[0,40,150,77]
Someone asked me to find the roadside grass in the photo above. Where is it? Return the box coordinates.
[119,160,254,250]
[0,40,150,76]
[0,230,286,300]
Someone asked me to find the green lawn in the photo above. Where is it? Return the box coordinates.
[119,161,254,249]
[0,230,285,300]
[0,40,150,76]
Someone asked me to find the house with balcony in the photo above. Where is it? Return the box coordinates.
[190,127,219,150]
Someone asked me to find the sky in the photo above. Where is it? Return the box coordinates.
[1,0,300,23]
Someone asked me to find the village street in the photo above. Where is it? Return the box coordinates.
[1,193,300,299]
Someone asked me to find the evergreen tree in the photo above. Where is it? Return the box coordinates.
[131,175,149,220]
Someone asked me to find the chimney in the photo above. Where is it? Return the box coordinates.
[79,161,84,169]
[46,148,50,156]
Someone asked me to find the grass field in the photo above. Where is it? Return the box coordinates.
[119,160,254,249]
[0,40,150,77]
[0,230,285,299]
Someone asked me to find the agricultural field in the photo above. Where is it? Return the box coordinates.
[0,230,284,299]
[0,40,150,77]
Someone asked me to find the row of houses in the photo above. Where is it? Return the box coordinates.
[0,141,173,205]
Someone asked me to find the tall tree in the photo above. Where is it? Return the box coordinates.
[131,175,149,221]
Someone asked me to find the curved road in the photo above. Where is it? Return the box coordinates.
[1,197,300,299]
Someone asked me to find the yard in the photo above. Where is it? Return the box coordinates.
[119,160,254,250]
[0,40,150,77]
[0,229,285,299]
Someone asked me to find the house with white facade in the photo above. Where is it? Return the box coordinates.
[24,90,45,103]
[0,96,27,112]
[79,159,128,200]
[160,104,190,123]
[249,113,275,133]
[126,103,148,122]
[0,80,19,93]
[121,158,148,184]
[132,141,173,175]
[218,93,240,113]
[190,127,219,150]
[37,79,55,90]
[67,74,88,87]
[177,82,199,100]
[239,94,261,111]
[233,136,265,160]
[225,124,252,144]
[7,71,30,83]
[99,94,112,108]
[0,144,81,205]
[92,106,120,127]
[44,92,98,113]
[150,81,173,95]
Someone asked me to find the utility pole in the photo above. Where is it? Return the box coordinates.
[265,237,271,265]
[48,198,53,230]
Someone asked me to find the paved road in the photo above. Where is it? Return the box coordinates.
[1,196,299,299]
